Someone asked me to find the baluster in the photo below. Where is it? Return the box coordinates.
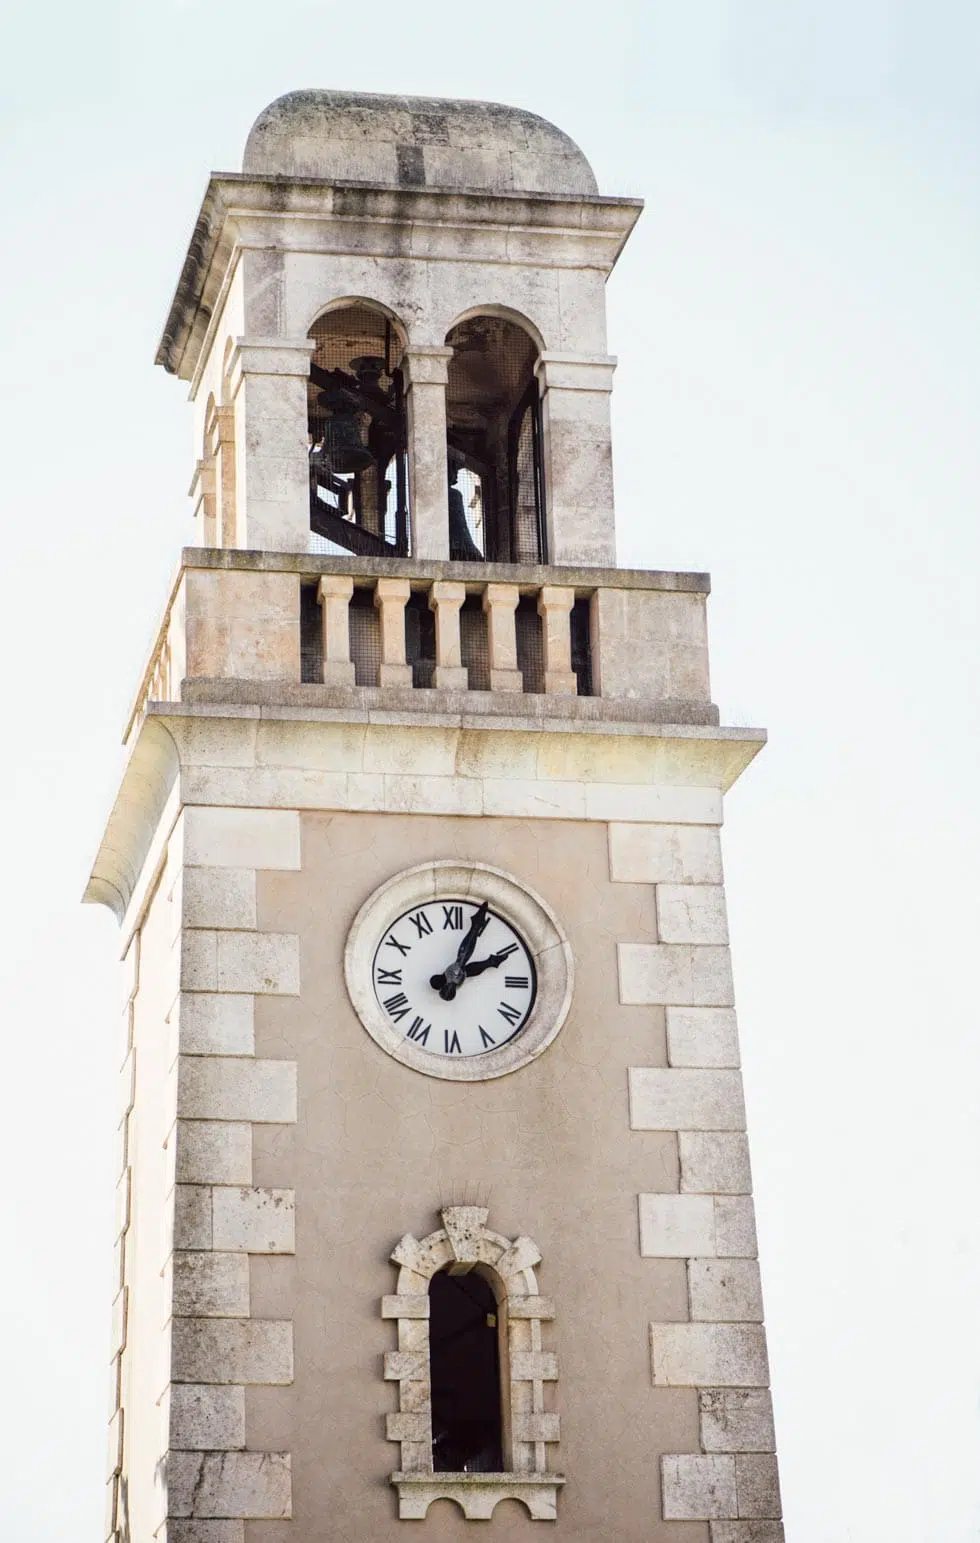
[374,578,413,687]
[318,575,356,686]
[429,581,468,690]
[537,586,578,695]
[483,583,523,692]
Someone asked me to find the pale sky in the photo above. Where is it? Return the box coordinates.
[2,3,979,1539]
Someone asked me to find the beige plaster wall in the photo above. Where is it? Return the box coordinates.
[245,811,707,1542]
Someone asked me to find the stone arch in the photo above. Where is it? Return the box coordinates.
[443,303,546,357]
[383,1207,563,1521]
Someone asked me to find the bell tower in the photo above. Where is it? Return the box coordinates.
[89,91,784,1542]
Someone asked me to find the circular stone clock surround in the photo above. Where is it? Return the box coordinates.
[344,860,574,1082]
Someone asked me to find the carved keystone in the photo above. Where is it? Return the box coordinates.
[441,1206,490,1263]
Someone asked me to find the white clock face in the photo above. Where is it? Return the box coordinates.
[371,898,537,1059]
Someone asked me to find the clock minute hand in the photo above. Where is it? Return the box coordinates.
[429,901,491,1000]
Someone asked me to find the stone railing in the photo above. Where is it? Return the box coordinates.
[125,550,715,744]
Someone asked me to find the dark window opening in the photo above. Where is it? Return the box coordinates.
[308,306,409,558]
[445,316,546,565]
[570,596,594,696]
[300,584,322,683]
[429,1269,503,1474]
[405,591,436,688]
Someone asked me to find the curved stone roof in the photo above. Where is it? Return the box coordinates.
[243,90,598,196]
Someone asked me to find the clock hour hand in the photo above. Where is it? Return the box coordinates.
[461,948,511,979]
[429,900,491,1000]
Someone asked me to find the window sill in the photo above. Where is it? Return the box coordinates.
[391,1472,565,1521]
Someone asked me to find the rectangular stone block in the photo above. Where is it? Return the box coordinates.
[182,807,301,870]
[699,1390,775,1453]
[668,1008,740,1068]
[173,1187,212,1250]
[114,1170,130,1241]
[191,932,299,995]
[689,1260,763,1321]
[710,1523,785,1543]
[110,1288,128,1358]
[382,1295,430,1319]
[175,1121,253,1185]
[169,1383,246,1450]
[715,1197,758,1258]
[168,1524,245,1543]
[662,1454,736,1520]
[167,1450,291,1519]
[384,1351,427,1381]
[510,1351,558,1381]
[106,1407,123,1478]
[171,1318,293,1385]
[619,944,734,1006]
[650,1324,769,1387]
[508,1296,556,1319]
[586,784,722,824]
[630,1068,746,1131]
[609,823,723,884]
[182,869,257,930]
[680,1133,752,1194]
[177,995,255,1056]
[657,885,729,945]
[212,1187,295,1254]
[386,1411,430,1442]
[639,1195,715,1258]
[513,1413,561,1442]
[172,1253,250,1317]
[177,1057,297,1123]
[736,1455,782,1519]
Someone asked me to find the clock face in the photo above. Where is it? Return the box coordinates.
[371,898,537,1059]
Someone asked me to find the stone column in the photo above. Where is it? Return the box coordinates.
[227,338,315,553]
[537,586,578,696]
[429,580,468,690]
[318,576,355,686]
[535,353,617,567]
[375,578,413,688]
[404,346,454,561]
[483,583,523,693]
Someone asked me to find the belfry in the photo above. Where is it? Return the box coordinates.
[88,91,784,1541]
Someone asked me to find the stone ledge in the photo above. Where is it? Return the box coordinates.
[390,1472,565,1521]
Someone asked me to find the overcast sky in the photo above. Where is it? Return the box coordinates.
[2,3,979,1539]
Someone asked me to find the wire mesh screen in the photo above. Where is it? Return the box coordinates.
[349,588,382,687]
[445,315,544,563]
[570,597,593,696]
[308,306,409,557]
[406,592,436,688]
[515,597,545,694]
[300,584,323,683]
[459,596,491,691]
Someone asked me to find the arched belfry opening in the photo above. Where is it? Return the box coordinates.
[445,315,546,564]
[429,1268,504,1473]
[307,304,409,557]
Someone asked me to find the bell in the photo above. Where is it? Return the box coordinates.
[349,354,386,389]
[315,389,374,473]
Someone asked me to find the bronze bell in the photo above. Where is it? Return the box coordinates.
[315,389,374,473]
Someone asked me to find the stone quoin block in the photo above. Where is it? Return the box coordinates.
[661,1454,737,1520]
[735,1454,782,1519]
[667,1007,740,1068]
[174,1121,253,1185]
[181,868,257,930]
[167,1524,246,1543]
[650,1323,770,1387]
[171,1317,294,1385]
[169,1384,247,1450]
[699,1390,776,1453]
[618,942,735,1006]
[211,1187,295,1254]
[171,1252,251,1317]
[714,1197,758,1258]
[181,807,301,871]
[629,1067,746,1131]
[215,931,300,995]
[166,1449,292,1519]
[688,1259,764,1321]
[177,1057,297,1124]
[680,1132,753,1194]
[656,885,730,945]
[608,822,723,885]
[173,1186,212,1250]
[638,1194,715,1258]
[176,995,255,1057]
[709,1523,785,1543]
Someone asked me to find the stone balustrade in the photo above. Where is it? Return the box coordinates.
[125,551,717,745]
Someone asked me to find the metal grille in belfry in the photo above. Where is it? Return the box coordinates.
[348,588,382,686]
[460,596,491,692]
[515,597,545,694]
[300,585,323,683]
[406,592,436,688]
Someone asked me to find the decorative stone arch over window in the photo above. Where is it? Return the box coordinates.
[383,1207,564,1520]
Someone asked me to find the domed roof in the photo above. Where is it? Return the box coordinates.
[243,90,598,197]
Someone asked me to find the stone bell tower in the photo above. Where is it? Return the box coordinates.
[88,91,784,1542]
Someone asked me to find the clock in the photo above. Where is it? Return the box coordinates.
[344,861,573,1082]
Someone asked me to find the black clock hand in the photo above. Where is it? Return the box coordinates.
[429,901,491,1000]
[460,949,510,979]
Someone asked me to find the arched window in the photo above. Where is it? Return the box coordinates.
[445,315,546,564]
[384,1207,563,1521]
[307,304,409,557]
[429,1268,503,1473]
